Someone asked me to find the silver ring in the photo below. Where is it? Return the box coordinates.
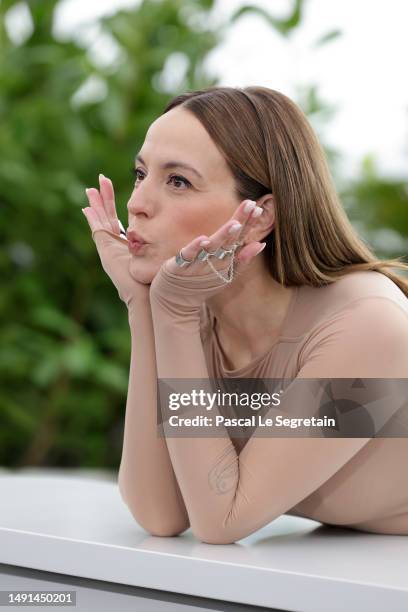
[175,249,194,267]
[214,244,239,260]
[196,248,218,262]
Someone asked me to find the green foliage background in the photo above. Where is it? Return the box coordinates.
[1,0,407,469]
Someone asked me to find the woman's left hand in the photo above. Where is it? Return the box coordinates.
[149,199,267,316]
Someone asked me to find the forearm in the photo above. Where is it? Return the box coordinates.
[150,306,243,543]
[118,296,190,536]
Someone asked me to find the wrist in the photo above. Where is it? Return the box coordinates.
[150,298,202,333]
[127,289,153,325]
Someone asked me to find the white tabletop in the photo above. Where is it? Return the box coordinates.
[0,470,407,611]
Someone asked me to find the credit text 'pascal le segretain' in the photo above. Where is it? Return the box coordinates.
[167,414,336,429]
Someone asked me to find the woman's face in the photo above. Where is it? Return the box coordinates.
[126,106,242,284]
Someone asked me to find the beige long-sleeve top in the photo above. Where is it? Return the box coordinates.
[92,229,408,543]
[198,270,408,537]
[149,263,408,542]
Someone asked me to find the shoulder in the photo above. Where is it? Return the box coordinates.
[330,270,407,309]
[317,271,408,337]
[298,290,408,377]
[296,271,408,377]
[294,270,407,336]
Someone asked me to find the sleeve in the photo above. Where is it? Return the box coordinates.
[89,230,190,536]
[150,291,408,544]
[117,302,190,536]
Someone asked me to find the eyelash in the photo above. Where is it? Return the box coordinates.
[131,167,192,190]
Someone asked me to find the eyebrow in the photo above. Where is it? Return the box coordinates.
[135,153,204,180]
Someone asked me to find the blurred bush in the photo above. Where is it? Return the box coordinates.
[0,0,406,469]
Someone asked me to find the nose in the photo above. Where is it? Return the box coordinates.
[127,188,154,218]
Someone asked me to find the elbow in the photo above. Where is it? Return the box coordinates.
[125,501,190,537]
[118,483,189,537]
[143,520,190,538]
[193,531,239,545]
[191,523,240,545]
[142,510,190,537]
[190,513,263,545]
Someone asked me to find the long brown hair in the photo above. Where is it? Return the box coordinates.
[162,86,408,297]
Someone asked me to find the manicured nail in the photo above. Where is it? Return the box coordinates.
[244,200,256,213]
[256,242,267,255]
[252,206,263,217]
[99,173,105,180]
[228,222,242,234]
[200,239,211,246]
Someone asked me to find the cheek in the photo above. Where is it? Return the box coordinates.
[170,206,226,242]
[170,208,202,234]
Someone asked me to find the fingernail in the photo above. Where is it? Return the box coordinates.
[252,206,263,217]
[228,222,242,234]
[256,242,267,255]
[244,200,256,213]
[200,240,211,246]
[85,188,90,196]
[99,173,105,180]
[81,208,87,215]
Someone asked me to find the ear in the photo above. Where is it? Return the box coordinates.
[245,193,275,244]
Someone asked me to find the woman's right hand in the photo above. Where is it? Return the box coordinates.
[82,174,149,308]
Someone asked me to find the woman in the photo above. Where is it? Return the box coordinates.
[82,86,408,544]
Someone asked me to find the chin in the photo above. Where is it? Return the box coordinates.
[129,257,161,285]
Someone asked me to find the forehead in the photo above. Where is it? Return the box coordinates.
[141,107,230,178]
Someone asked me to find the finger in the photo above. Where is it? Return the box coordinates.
[235,241,266,266]
[203,200,263,253]
[226,199,261,231]
[232,199,264,247]
[98,174,121,235]
[85,188,111,229]
[165,200,265,274]
[197,217,244,257]
[195,199,265,273]
[232,199,257,225]
[175,234,212,264]
[82,206,105,234]
[182,220,244,271]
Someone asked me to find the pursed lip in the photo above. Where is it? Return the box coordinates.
[127,229,149,246]
[128,241,147,254]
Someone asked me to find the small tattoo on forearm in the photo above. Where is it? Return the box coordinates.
[208,445,238,494]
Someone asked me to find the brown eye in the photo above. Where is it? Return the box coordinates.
[131,167,192,190]
[132,168,144,181]
[168,174,192,189]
